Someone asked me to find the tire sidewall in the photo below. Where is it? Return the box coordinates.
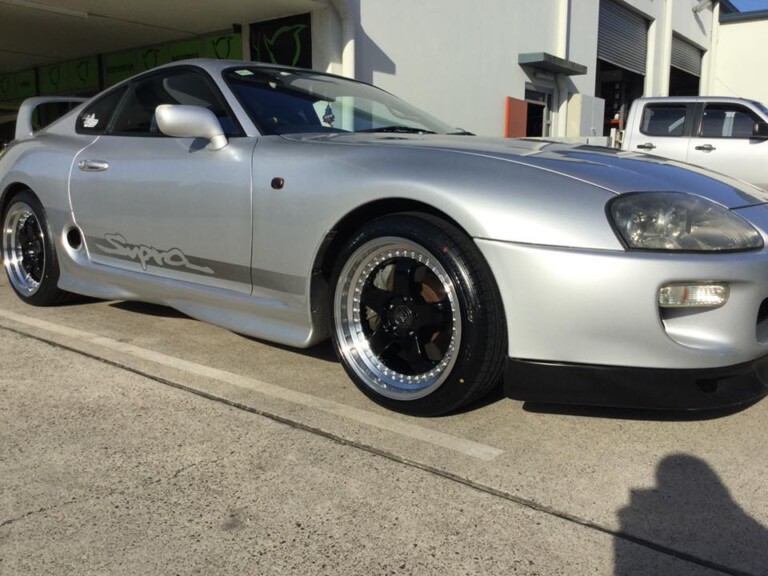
[2,190,62,305]
[330,214,500,416]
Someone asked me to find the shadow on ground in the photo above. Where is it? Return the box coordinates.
[614,454,768,575]
[106,300,759,420]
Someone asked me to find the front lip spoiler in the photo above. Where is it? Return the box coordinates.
[504,355,768,410]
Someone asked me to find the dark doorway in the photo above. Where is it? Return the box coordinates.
[524,88,551,137]
[526,104,544,137]
[595,59,645,136]
[669,67,700,96]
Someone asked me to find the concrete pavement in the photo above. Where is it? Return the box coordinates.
[1,277,766,575]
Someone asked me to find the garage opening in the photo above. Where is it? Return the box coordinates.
[669,34,702,96]
[595,0,649,135]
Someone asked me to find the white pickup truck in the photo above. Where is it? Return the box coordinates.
[622,96,768,191]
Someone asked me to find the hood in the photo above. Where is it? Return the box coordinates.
[282,133,768,209]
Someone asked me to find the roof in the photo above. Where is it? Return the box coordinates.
[633,96,758,104]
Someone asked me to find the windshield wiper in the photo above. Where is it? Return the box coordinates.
[356,125,437,134]
[447,129,475,136]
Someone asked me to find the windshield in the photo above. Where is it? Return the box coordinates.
[223,66,455,136]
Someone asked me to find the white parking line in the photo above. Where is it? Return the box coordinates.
[0,309,504,462]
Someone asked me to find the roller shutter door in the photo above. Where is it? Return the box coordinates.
[598,0,649,75]
[671,35,702,77]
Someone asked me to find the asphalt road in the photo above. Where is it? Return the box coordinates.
[1,274,767,576]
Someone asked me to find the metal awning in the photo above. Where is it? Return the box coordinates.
[518,52,587,76]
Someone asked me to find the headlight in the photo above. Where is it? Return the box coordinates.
[609,192,763,251]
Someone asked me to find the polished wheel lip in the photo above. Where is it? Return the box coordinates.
[3,201,45,296]
[334,236,462,401]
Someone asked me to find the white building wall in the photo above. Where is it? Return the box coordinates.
[565,0,600,95]
[316,0,719,137]
[709,18,768,104]
[669,0,712,48]
[311,7,344,76]
[354,0,565,136]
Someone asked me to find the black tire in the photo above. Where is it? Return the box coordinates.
[2,189,72,306]
[330,213,507,416]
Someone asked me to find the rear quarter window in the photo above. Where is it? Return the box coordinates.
[76,87,127,135]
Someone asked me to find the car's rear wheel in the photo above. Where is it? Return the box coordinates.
[331,213,506,416]
[2,190,71,306]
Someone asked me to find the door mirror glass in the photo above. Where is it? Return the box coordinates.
[155,104,228,150]
[753,121,768,139]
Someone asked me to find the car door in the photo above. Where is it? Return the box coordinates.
[628,102,692,162]
[70,67,256,294]
[686,103,768,190]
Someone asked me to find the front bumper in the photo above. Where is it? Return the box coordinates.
[475,238,768,370]
[504,356,768,410]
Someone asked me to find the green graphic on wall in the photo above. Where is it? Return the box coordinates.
[204,33,242,60]
[70,57,98,91]
[139,46,170,72]
[0,71,35,100]
[251,14,311,68]
[0,75,14,100]
[14,70,35,98]
[39,57,98,94]
[42,64,64,94]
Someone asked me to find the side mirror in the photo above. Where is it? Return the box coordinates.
[754,121,768,139]
[155,104,228,150]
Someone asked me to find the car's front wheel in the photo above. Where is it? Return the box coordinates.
[2,190,71,306]
[331,213,506,416]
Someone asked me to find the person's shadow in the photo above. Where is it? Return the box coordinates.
[615,454,768,575]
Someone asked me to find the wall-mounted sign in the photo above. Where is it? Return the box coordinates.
[104,51,138,87]
[169,39,202,63]
[250,14,311,68]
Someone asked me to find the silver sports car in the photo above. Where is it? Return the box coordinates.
[2,59,768,415]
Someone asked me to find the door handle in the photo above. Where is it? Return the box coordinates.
[694,144,716,152]
[636,142,656,150]
[78,159,109,172]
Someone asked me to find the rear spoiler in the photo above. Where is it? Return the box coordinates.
[15,96,88,141]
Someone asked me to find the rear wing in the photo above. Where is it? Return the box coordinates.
[15,96,87,141]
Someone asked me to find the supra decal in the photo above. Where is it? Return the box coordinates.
[96,233,215,275]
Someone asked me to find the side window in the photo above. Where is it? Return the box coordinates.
[109,69,239,137]
[76,87,127,135]
[640,105,687,137]
[700,105,760,139]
